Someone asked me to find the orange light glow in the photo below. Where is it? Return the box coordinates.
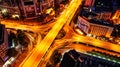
[19,0,83,67]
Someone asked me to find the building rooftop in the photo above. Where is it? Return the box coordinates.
[88,19,114,27]
[93,0,119,12]
[60,49,120,67]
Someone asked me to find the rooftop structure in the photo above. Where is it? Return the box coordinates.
[60,49,120,67]
[0,0,54,19]
[77,16,114,37]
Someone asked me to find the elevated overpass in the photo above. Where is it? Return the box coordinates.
[19,0,83,67]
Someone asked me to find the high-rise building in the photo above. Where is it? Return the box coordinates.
[112,10,120,24]
[54,0,62,5]
[89,23,113,37]
[77,16,113,37]
[54,0,62,9]
[37,0,54,13]
[84,0,95,7]
[93,0,116,12]
[20,0,37,19]
[77,16,90,34]
[60,49,120,67]
[0,0,55,19]
[60,50,80,67]
[84,0,119,12]
[95,12,112,20]
[0,0,23,19]
[0,24,8,66]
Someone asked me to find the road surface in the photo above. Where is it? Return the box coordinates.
[19,0,83,67]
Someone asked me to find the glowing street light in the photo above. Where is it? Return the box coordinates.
[12,14,20,19]
[1,9,7,14]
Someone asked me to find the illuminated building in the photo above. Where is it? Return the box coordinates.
[54,0,63,10]
[77,16,90,34]
[54,0,63,5]
[95,12,112,20]
[0,0,37,19]
[0,0,54,19]
[77,16,113,37]
[89,23,113,37]
[94,0,113,12]
[83,0,119,12]
[21,0,54,18]
[0,0,21,18]
[37,0,54,13]
[84,0,95,7]
[60,50,120,67]
[112,10,120,24]
[0,24,8,66]
[21,0,37,19]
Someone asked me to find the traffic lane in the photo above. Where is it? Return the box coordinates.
[72,34,120,54]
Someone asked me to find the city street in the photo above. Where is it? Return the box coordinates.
[1,0,120,67]
[1,20,55,33]
[72,33,120,53]
[19,0,83,67]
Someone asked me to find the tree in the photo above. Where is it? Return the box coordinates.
[46,62,55,67]
[53,53,62,64]
[17,30,29,48]
[10,31,16,39]
[7,48,18,57]
[52,51,62,65]
[8,31,18,47]
[56,29,66,39]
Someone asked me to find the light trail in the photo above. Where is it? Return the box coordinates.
[19,0,83,67]
[72,34,120,53]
